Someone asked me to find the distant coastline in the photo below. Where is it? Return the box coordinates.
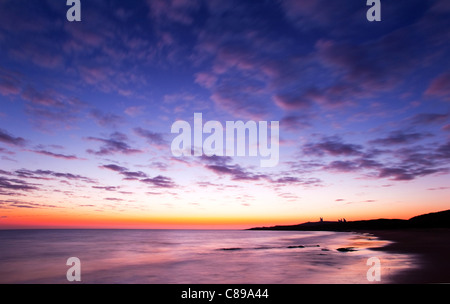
[247,209,450,231]
[248,209,450,283]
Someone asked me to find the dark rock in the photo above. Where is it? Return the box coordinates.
[337,247,357,252]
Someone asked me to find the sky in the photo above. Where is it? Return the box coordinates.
[0,0,449,229]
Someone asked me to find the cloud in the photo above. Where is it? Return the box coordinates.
[21,86,65,107]
[425,73,450,101]
[104,197,124,202]
[273,90,314,111]
[0,176,39,192]
[90,109,124,128]
[280,115,311,131]
[280,0,367,32]
[202,154,270,182]
[100,163,177,188]
[0,199,60,210]
[192,1,313,119]
[125,106,145,117]
[205,164,267,181]
[303,136,363,157]
[9,38,63,69]
[369,131,431,146]
[325,160,360,173]
[100,164,129,173]
[0,129,26,147]
[0,68,22,96]
[377,166,445,181]
[0,147,15,155]
[410,113,449,125]
[24,104,82,131]
[86,132,142,156]
[141,176,176,188]
[194,72,217,89]
[294,134,449,182]
[271,176,321,187]
[12,169,95,184]
[30,150,81,160]
[134,127,167,146]
[200,155,233,166]
[146,0,201,25]
[437,140,450,159]
[199,154,268,181]
[210,77,269,119]
[41,171,93,182]
[92,186,118,191]
[324,156,384,173]
[100,164,148,180]
[20,87,87,131]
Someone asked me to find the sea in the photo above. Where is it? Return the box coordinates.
[0,229,417,284]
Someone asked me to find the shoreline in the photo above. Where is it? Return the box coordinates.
[364,228,450,283]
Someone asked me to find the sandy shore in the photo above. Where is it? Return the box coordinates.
[366,228,450,283]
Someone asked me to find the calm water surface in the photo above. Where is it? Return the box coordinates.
[0,229,416,283]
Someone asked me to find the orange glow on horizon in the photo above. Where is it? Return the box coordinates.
[0,203,445,230]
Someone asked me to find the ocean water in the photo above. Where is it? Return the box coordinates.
[0,229,416,284]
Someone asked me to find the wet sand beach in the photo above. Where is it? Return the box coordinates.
[368,228,450,283]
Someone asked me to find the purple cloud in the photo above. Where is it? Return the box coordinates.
[425,73,450,101]
[90,109,124,128]
[200,155,233,166]
[325,160,360,172]
[92,186,118,191]
[0,199,60,210]
[0,68,21,96]
[437,140,450,159]
[370,131,431,146]
[11,169,95,184]
[205,163,268,182]
[273,90,314,111]
[100,164,147,180]
[104,197,124,201]
[377,167,444,181]
[20,87,86,131]
[134,127,167,146]
[410,113,449,125]
[141,175,176,188]
[100,164,129,173]
[146,0,201,26]
[280,115,311,131]
[303,136,363,157]
[21,86,64,107]
[0,176,39,192]
[0,129,26,147]
[86,132,142,156]
[31,150,81,160]
[100,163,176,188]
[271,176,321,187]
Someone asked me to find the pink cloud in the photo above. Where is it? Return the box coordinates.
[425,73,450,101]
[0,68,21,96]
[21,87,64,107]
[147,0,201,25]
[125,106,145,117]
[195,72,217,89]
[9,43,63,69]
